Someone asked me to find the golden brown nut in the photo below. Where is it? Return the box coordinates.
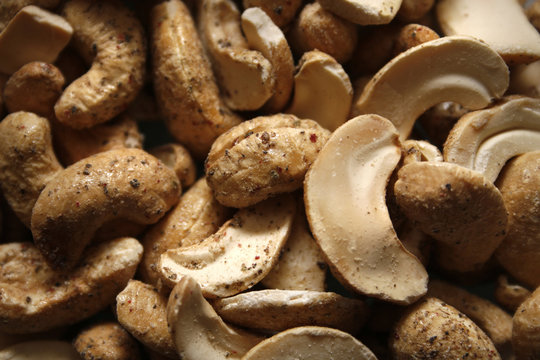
[0,237,142,334]
[242,0,303,28]
[0,340,80,359]
[392,23,439,56]
[205,114,330,208]
[397,0,435,22]
[31,148,181,270]
[0,0,60,33]
[495,275,532,313]
[148,143,197,189]
[3,62,64,117]
[512,285,540,359]
[74,322,143,360]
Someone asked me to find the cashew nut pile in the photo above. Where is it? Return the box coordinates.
[1,0,540,359]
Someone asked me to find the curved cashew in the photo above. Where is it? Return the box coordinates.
[167,275,264,360]
[148,143,197,189]
[0,112,63,227]
[55,0,146,129]
[74,322,143,360]
[287,50,353,131]
[0,341,80,360]
[0,0,60,32]
[159,195,296,298]
[401,139,443,165]
[151,0,241,159]
[352,36,509,141]
[512,286,540,359]
[241,7,294,113]
[31,148,181,269]
[394,161,508,273]
[242,0,303,29]
[509,60,540,98]
[242,326,377,360]
[317,0,402,25]
[444,96,540,183]
[495,275,532,313]
[304,114,428,305]
[198,0,274,111]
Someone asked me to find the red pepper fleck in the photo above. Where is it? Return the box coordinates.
[237,243,242,248]
[127,300,132,304]
[128,74,134,84]
[17,125,25,130]
[310,133,317,143]
[129,308,133,313]
[255,256,260,260]
[117,33,125,42]
[75,201,80,207]
[156,179,160,183]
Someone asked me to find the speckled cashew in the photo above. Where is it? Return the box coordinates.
[167,275,264,360]
[353,36,509,142]
[304,114,428,305]
[495,275,532,313]
[512,285,540,359]
[74,322,143,360]
[159,195,296,298]
[30,148,181,270]
[205,114,330,208]
[212,289,368,334]
[148,143,197,189]
[116,280,177,358]
[317,0,402,25]
[0,237,142,334]
[0,112,63,227]
[392,23,439,56]
[198,0,274,111]
[288,2,358,63]
[55,0,146,129]
[140,178,231,287]
[242,0,303,28]
[0,341,80,360]
[151,0,241,159]
[3,62,64,117]
[0,0,60,33]
[390,297,501,359]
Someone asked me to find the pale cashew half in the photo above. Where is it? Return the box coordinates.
[317,0,402,25]
[242,0,303,28]
[55,0,146,129]
[198,0,274,111]
[31,148,181,270]
[151,0,241,159]
[509,60,540,98]
[0,112,63,227]
[211,289,367,334]
[167,275,264,360]
[287,50,353,132]
[512,286,540,359]
[352,36,509,142]
[159,195,296,298]
[437,0,540,64]
[241,7,294,113]
[0,237,142,334]
[0,0,60,33]
[444,96,540,183]
[394,161,508,273]
[0,341,80,360]
[241,326,378,360]
[304,114,428,305]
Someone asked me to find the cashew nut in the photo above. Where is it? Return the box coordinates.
[0,0,60,32]
[148,143,197,189]
[0,341,80,360]
[397,0,435,21]
[509,60,540,98]
[512,285,540,359]
[317,0,402,25]
[55,0,146,129]
[495,275,532,313]
[392,23,439,56]
[242,0,303,28]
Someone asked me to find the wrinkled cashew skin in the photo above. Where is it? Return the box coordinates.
[205,114,330,208]
[55,0,146,129]
[31,148,181,269]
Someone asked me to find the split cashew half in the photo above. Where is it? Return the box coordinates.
[352,35,509,141]
[316,0,402,25]
[55,0,146,129]
[304,114,428,305]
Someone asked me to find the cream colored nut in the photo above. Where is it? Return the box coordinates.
[148,143,197,189]
[304,114,428,305]
[287,50,353,132]
[288,2,358,63]
[261,204,327,291]
[31,148,181,270]
[390,297,501,359]
[444,96,540,183]
[0,237,142,334]
[0,0,60,33]
[212,289,368,334]
[51,114,143,166]
[401,139,443,165]
[55,0,146,129]
[241,7,294,113]
[140,178,231,287]
[151,0,241,159]
[3,62,64,117]
[427,279,513,354]
[509,60,540,98]
[74,322,143,360]
[317,0,402,25]
[242,326,378,360]
[242,0,302,29]
[116,280,176,358]
[397,0,435,21]
[198,0,274,111]
[392,23,439,56]
[0,6,72,75]
[159,195,296,298]
[495,151,540,288]
[437,0,540,64]
[205,114,330,208]
[0,341,80,360]
[0,112,63,227]
[394,161,508,273]
[167,275,264,360]
[495,275,532,313]
[352,36,509,142]
[512,285,540,359]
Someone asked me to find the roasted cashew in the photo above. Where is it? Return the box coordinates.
[148,143,197,189]
[317,0,402,25]
[0,0,60,32]
[242,0,303,28]
[55,0,146,129]
[0,341,80,360]
[512,286,540,359]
